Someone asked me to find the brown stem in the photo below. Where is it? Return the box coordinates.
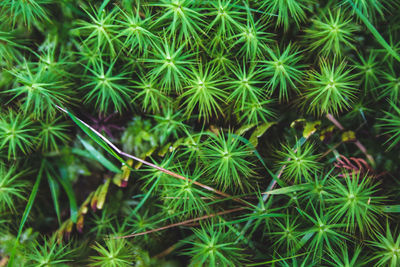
[57,106,250,207]
[114,207,245,239]
[154,244,179,259]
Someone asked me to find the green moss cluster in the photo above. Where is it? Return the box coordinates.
[1,0,400,266]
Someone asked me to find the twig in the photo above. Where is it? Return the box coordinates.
[57,106,251,207]
[114,207,245,239]
[154,244,179,259]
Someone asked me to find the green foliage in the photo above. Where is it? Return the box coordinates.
[326,172,384,235]
[230,5,274,59]
[369,223,400,267]
[152,0,205,45]
[260,0,312,30]
[271,213,301,252]
[161,168,211,218]
[0,0,51,28]
[132,75,170,114]
[299,205,347,260]
[303,58,358,115]
[325,244,366,267]
[1,0,400,266]
[180,64,226,122]
[81,59,133,113]
[226,62,264,110]
[184,223,246,266]
[351,50,381,92]
[90,238,137,267]
[0,164,28,212]
[0,110,37,159]
[261,44,306,102]
[305,9,358,57]
[379,64,400,103]
[378,101,400,149]
[202,131,256,192]
[343,0,390,20]
[143,38,194,93]
[37,116,71,152]
[25,236,75,267]
[276,142,322,183]
[117,5,157,56]
[6,62,73,119]
[0,29,24,66]
[206,0,244,50]
[75,5,119,56]
[151,107,188,143]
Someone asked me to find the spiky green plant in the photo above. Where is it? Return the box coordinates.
[271,213,302,253]
[179,64,226,122]
[225,62,265,110]
[116,5,157,56]
[125,211,161,246]
[0,0,51,28]
[161,168,211,218]
[0,110,37,159]
[304,9,358,57]
[151,107,188,144]
[121,116,157,155]
[5,62,73,119]
[303,58,358,115]
[132,75,171,114]
[230,6,274,59]
[201,131,255,192]
[260,0,312,31]
[183,223,246,266]
[342,0,390,21]
[80,59,133,113]
[378,101,400,149]
[139,153,175,191]
[0,29,24,66]
[324,244,366,267]
[36,37,72,77]
[351,51,381,92]
[90,238,137,267]
[143,38,194,93]
[236,99,276,125]
[276,142,322,184]
[37,116,71,152]
[276,254,317,267]
[208,48,235,75]
[299,205,348,260]
[74,4,119,56]
[298,171,333,207]
[89,208,116,238]
[0,165,28,212]
[25,236,75,267]
[326,172,384,234]
[206,0,244,50]
[1,0,399,265]
[261,44,306,101]
[378,65,400,103]
[152,0,205,44]
[369,223,400,267]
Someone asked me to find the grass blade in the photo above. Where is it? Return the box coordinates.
[383,205,400,213]
[8,160,45,266]
[78,135,122,173]
[264,184,310,195]
[47,173,61,226]
[348,0,400,62]
[58,164,78,223]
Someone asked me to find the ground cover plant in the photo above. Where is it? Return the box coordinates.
[1,0,400,266]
